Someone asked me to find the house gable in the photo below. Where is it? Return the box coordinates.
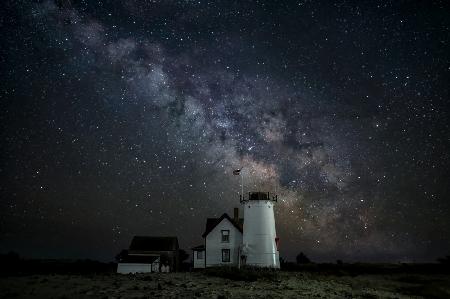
[202,213,243,238]
[207,217,242,238]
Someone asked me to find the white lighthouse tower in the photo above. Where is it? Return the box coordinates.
[240,192,280,268]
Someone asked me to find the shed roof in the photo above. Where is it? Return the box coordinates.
[191,245,205,251]
[129,236,179,252]
[120,255,160,264]
[202,213,243,238]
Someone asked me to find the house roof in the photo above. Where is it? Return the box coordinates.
[120,255,160,264]
[129,236,179,252]
[202,213,243,238]
[191,245,205,251]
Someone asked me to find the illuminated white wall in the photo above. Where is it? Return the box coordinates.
[242,200,280,268]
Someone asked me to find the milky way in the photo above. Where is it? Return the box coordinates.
[1,1,449,262]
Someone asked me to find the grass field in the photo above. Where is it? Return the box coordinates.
[1,270,450,298]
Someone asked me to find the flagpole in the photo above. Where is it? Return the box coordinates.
[241,169,244,199]
[275,178,277,195]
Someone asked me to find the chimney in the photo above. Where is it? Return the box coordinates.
[233,207,239,221]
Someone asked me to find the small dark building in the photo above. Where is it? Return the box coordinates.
[117,236,179,273]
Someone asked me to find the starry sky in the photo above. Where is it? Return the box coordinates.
[1,0,449,262]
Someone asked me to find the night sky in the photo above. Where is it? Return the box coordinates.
[1,0,449,263]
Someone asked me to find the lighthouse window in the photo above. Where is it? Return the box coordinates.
[221,230,230,242]
[222,249,230,262]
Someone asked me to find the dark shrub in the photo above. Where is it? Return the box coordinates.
[437,255,450,265]
[296,252,311,264]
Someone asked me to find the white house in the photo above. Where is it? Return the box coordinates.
[193,192,280,269]
[193,208,243,268]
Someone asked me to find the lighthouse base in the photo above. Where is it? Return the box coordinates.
[243,251,280,269]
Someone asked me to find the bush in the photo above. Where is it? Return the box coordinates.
[437,255,450,265]
[296,252,311,264]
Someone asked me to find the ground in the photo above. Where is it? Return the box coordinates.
[1,271,449,298]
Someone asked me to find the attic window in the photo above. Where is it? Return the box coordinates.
[221,230,230,243]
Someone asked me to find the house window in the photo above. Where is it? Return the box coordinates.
[197,251,204,259]
[221,230,230,242]
[222,249,230,262]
